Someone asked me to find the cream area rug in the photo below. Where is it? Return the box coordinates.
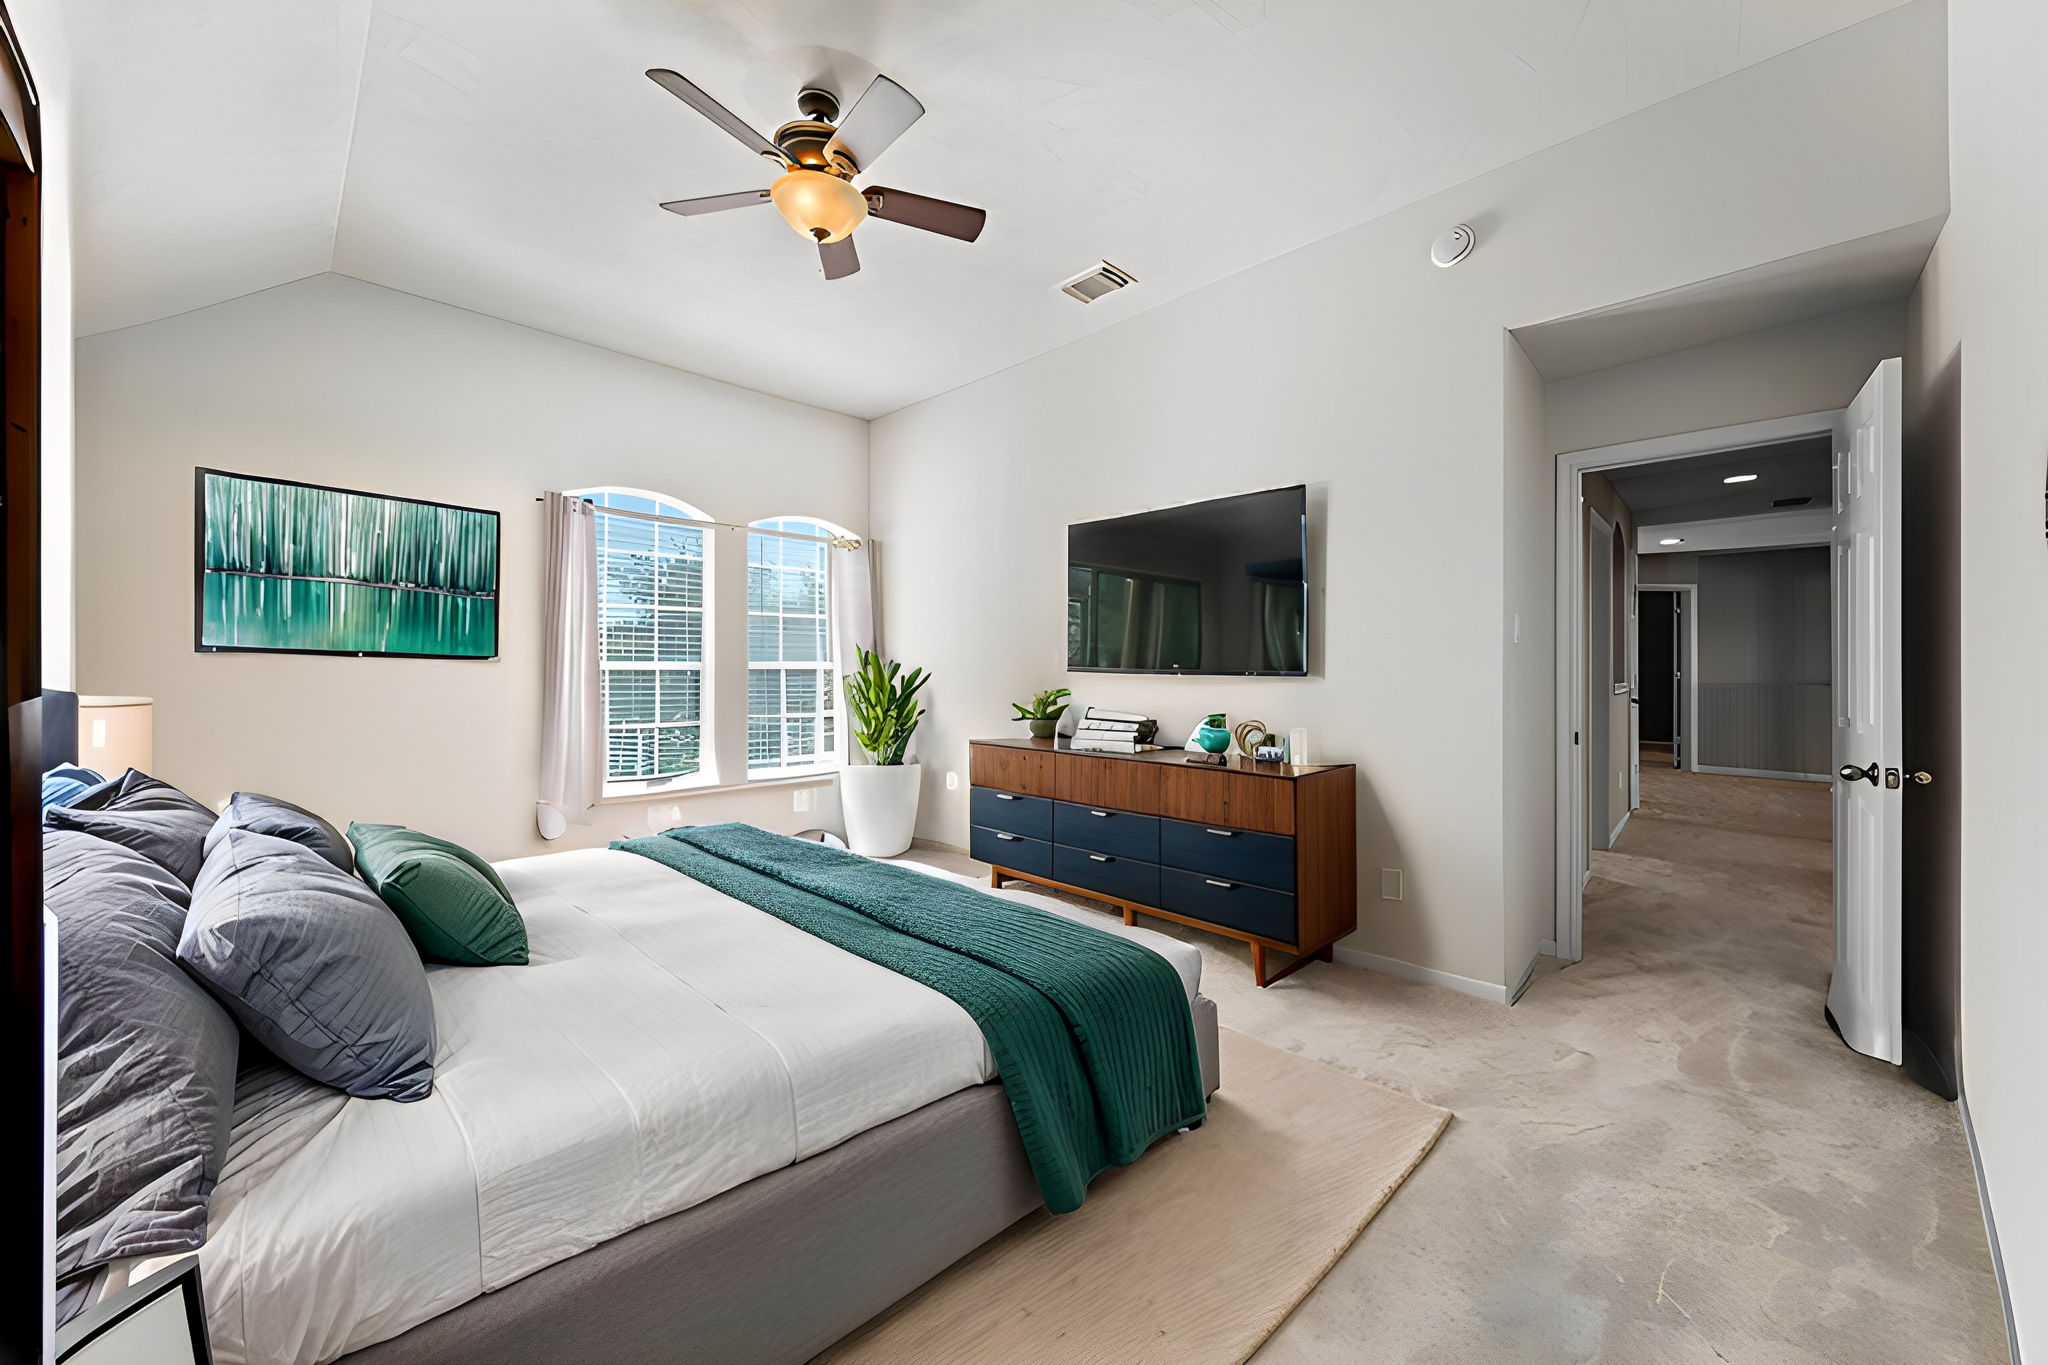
[815,1028,1451,1365]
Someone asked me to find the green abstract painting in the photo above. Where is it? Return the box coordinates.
[197,469,499,658]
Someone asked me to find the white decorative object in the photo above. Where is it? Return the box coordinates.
[77,696,154,776]
[1288,726,1311,765]
[839,762,921,857]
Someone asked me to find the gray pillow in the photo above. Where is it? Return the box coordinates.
[45,769,216,886]
[206,791,353,874]
[49,828,240,1284]
[181,828,436,1102]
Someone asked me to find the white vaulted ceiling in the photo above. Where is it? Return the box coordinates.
[49,0,1917,417]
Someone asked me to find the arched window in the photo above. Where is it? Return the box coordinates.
[746,516,849,776]
[574,489,712,790]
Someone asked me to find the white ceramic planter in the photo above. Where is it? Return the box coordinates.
[839,762,921,857]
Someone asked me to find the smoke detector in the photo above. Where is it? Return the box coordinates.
[1059,260,1137,303]
[1430,223,1475,268]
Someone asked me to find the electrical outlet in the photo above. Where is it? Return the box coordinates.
[945,771,960,791]
[792,787,813,813]
[1379,868,1403,901]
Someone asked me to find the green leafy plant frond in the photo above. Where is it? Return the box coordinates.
[1010,686,1071,721]
[844,645,930,766]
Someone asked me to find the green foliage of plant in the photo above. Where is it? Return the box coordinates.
[844,646,930,766]
[1010,687,1071,721]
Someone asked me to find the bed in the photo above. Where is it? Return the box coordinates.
[172,846,1219,1365]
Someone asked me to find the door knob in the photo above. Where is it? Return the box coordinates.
[1908,771,1934,785]
[1838,762,1879,785]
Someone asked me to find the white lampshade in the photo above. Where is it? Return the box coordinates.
[77,695,154,778]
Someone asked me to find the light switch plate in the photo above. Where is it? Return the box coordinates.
[792,787,813,813]
[1379,868,1403,901]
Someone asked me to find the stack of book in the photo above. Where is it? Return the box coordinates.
[1068,707,1162,754]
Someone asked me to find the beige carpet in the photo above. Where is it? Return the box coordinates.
[815,1028,1450,1365]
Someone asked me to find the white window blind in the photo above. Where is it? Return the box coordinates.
[578,490,710,789]
[747,517,839,775]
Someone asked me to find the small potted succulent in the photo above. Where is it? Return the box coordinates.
[1010,687,1072,739]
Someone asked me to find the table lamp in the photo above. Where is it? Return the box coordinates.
[77,695,154,778]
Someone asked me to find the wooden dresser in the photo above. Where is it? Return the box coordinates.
[968,738,1357,987]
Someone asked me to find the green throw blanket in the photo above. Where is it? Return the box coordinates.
[614,823,1206,1213]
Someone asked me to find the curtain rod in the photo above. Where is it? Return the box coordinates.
[535,494,862,550]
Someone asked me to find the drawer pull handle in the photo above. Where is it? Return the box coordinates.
[1205,878,1236,889]
[995,833,1020,842]
[1089,854,1115,863]
[1088,809,1111,817]
[994,793,1018,801]
[1204,828,1236,837]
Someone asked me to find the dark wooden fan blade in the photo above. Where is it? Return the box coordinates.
[862,187,986,243]
[819,236,860,280]
[658,189,772,217]
[826,75,923,170]
[646,69,787,164]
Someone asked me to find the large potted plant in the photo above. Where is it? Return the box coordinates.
[839,646,930,857]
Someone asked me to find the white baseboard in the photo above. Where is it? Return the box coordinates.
[1959,1091,2021,1365]
[1608,809,1631,845]
[1332,946,1511,1005]
[1694,764,1830,783]
[1508,949,1541,1005]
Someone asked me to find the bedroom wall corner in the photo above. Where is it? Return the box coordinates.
[72,273,869,861]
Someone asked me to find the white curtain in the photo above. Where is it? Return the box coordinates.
[831,538,879,764]
[537,493,601,838]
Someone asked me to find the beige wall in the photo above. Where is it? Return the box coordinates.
[870,3,1946,995]
[1908,0,2048,1349]
[73,274,869,861]
[1501,336,1551,983]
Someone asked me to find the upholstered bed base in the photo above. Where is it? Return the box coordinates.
[343,994,1219,1365]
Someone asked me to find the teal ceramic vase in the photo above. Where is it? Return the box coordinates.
[1196,714,1231,753]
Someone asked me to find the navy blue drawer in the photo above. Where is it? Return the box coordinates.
[1159,868,1297,943]
[1160,819,1296,892]
[1053,801,1160,862]
[971,825,1053,879]
[1053,844,1161,907]
[970,787,1053,841]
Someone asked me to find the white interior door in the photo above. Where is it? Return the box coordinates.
[1827,358,1903,1064]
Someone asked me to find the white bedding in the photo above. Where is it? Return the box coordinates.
[190,848,1202,1365]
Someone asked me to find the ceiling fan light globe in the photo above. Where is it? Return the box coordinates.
[769,169,867,244]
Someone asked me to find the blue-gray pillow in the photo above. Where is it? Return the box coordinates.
[45,769,216,886]
[49,828,239,1284]
[42,764,103,810]
[206,791,353,874]
[181,828,436,1102]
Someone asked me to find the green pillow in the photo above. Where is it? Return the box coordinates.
[348,823,529,966]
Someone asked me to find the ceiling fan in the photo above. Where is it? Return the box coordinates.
[646,69,986,280]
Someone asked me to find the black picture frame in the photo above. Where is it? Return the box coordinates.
[193,467,502,661]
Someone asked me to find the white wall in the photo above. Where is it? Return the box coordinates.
[1501,334,1550,983]
[73,274,868,860]
[1543,300,1910,456]
[1908,0,2048,1352]
[8,0,76,688]
[871,2,1947,991]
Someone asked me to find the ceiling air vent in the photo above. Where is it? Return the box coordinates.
[1773,496,1814,508]
[1059,261,1137,303]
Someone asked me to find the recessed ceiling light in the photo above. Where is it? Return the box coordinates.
[1723,473,1759,484]
[1659,538,1684,545]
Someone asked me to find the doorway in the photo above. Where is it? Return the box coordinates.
[1552,363,1904,1068]
[1636,585,1692,771]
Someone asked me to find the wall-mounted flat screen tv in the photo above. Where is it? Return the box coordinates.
[1068,484,1307,676]
[195,468,500,659]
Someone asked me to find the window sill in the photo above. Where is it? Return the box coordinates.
[599,770,836,806]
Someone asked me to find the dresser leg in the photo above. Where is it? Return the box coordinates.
[1252,942,1269,987]
[1122,904,1136,927]
[1318,943,1334,963]
[989,866,1002,889]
